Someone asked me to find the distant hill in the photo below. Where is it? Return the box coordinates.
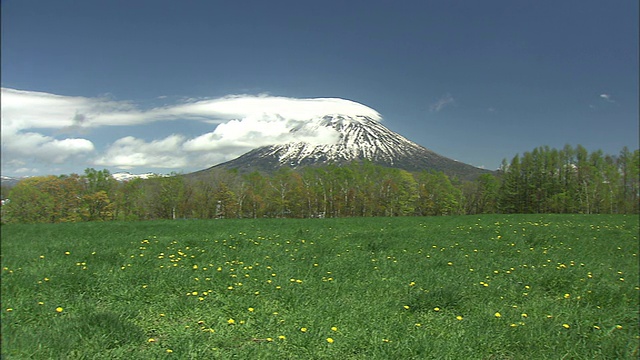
[1,175,27,188]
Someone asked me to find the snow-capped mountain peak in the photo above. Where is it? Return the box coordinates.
[204,113,490,180]
[262,114,430,167]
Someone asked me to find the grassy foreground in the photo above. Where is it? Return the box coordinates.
[1,215,638,359]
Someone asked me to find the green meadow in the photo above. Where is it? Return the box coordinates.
[1,215,638,359]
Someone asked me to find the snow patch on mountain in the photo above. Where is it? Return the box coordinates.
[111,172,165,181]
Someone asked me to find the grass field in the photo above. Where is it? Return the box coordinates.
[1,214,638,359]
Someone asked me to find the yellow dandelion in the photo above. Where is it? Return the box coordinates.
[563,293,570,299]
[278,335,286,340]
[434,307,440,312]
[266,337,273,342]
[615,325,623,330]
[494,312,502,318]
[248,307,254,312]
[456,315,463,321]
[148,338,156,343]
[55,307,64,313]
[521,313,528,318]
[331,326,338,331]
[301,327,308,332]
[562,324,570,329]
[403,305,410,310]
[326,337,334,344]
[227,318,235,325]
[166,349,173,353]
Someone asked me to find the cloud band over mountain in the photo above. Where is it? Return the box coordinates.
[1,88,381,174]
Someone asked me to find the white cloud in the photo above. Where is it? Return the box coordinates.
[94,135,188,170]
[599,93,615,103]
[2,88,381,131]
[430,93,455,112]
[183,114,340,152]
[2,129,95,165]
[1,87,381,174]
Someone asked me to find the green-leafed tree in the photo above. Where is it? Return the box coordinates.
[464,173,500,214]
[145,174,185,219]
[4,177,57,223]
[415,171,461,216]
[116,178,147,220]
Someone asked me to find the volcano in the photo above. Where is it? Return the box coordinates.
[194,115,491,180]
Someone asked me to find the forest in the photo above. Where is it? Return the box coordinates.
[1,145,638,223]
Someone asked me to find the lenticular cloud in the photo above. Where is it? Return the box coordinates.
[1,88,380,130]
[179,95,382,123]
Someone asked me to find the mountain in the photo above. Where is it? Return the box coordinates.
[1,175,27,188]
[194,115,492,180]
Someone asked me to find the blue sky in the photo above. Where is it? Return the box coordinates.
[1,0,638,176]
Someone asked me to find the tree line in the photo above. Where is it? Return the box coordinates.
[1,145,637,223]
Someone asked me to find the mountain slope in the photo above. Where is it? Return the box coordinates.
[196,115,491,180]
